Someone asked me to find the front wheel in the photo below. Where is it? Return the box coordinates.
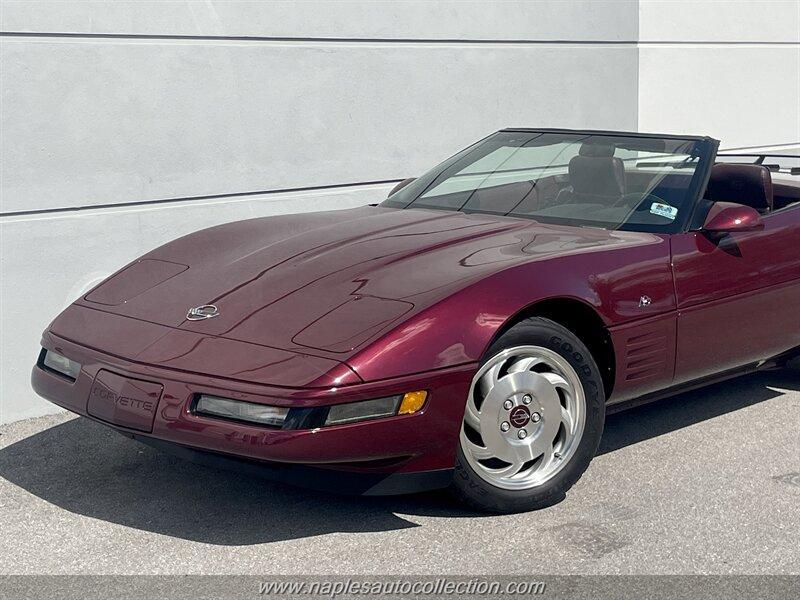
[451,318,606,513]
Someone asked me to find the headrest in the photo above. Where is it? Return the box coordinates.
[707,163,773,211]
[569,155,625,196]
[579,144,615,158]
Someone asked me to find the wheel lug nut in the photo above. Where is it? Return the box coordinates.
[517,429,528,439]
[500,421,510,432]
[522,395,532,404]
[503,400,513,410]
[531,412,541,423]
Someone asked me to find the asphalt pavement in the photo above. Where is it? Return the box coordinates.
[1,366,798,578]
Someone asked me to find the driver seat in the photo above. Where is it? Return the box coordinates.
[559,143,626,205]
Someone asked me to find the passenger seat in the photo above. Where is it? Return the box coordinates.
[706,163,773,213]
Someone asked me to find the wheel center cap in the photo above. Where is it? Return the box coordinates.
[508,405,531,428]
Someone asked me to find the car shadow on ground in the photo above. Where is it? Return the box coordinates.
[1,368,797,545]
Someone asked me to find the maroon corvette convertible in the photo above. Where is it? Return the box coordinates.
[32,129,800,512]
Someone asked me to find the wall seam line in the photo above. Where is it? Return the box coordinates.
[1,31,798,46]
[0,178,403,219]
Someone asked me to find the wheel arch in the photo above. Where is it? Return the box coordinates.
[487,297,616,399]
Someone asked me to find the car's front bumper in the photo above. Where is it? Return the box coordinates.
[31,332,475,495]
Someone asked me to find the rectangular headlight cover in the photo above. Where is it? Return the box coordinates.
[195,395,288,427]
[43,350,82,381]
[325,395,402,426]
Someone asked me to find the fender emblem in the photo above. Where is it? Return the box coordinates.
[186,304,219,320]
[639,296,652,308]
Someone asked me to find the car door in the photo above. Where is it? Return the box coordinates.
[671,199,800,385]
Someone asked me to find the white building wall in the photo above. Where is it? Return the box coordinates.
[1,38,638,213]
[637,0,800,147]
[1,0,640,40]
[0,0,640,423]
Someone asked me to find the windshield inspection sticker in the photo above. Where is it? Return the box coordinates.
[650,202,678,220]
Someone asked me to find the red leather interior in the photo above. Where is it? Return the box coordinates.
[706,163,773,212]
[568,143,626,197]
[773,180,800,210]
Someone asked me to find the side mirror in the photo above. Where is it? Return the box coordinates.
[702,202,764,234]
[388,177,416,198]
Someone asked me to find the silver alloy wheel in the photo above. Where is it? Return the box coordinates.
[460,345,586,490]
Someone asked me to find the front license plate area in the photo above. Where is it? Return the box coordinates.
[87,370,163,433]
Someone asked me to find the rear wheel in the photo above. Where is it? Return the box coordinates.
[451,317,606,513]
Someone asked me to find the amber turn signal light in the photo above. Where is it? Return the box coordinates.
[398,390,428,415]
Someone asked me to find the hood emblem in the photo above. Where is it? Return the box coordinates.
[186,304,219,321]
[639,295,652,308]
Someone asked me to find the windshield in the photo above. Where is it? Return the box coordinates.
[382,130,713,233]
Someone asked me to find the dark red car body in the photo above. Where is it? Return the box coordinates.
[31,130,800,494]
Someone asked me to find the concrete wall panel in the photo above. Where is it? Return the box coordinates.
[1,0,639,41]
[637,1,799,147]
[1,38,639,214]
[639,46,799,147]
[639,0,800,43]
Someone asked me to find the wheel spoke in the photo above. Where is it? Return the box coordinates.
[561,405,575,435]
[540,371,571,392]
[479,362,503,397]
[464,399,481,430]
[460,434,495,461]
[483,459,525,479]
[538,445,555,471]
[506,356,542,374]
[514,434,556,466]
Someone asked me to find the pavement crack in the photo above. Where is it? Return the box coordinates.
[773,472,800,488]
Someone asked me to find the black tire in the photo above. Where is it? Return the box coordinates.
[450,317,606,513]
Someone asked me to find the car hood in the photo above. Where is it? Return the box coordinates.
[77,205,644,358]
